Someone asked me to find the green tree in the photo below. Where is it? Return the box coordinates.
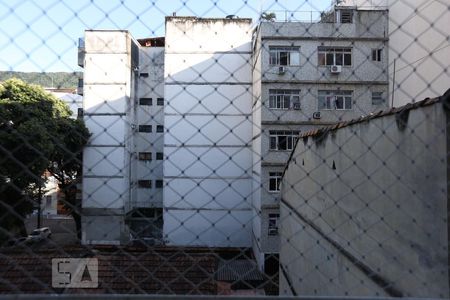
[0,79,89,243]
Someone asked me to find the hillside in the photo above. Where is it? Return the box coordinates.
[0,71,81,89]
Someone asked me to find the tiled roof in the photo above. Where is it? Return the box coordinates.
[0,246,218,295]
[217,260,265,282]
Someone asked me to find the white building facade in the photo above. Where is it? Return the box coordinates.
[163,17,254,247]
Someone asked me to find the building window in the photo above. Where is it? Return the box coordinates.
[268,213,280,235]
[339,9,353,23]
[155,180,164,188]
[269,172,282,192]
[372,92,385,105]
[138,125,152,132]
[269,89,301,110]
[269,46,300,66]
[139,98,152,105]
[318,47,352,66]
[138,180,152,188]
[318,90,353,110]
[156,125,164,133]
[156,152,164,160]
[269,130,300,151]
[372,49,382,62]
[157,98,164,106]
[139,73,149,78]
[138,152,152,161]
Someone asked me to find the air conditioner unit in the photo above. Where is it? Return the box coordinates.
[293,103,301,110]
[278,66,286,75]
[313,111,321,119]
[330,65,341,74]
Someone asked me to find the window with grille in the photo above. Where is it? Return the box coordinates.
[137,180,152,188]
[138,125,152,132]
[269,172,282,192]
[372,49,382,61]
[339,9,353,23]
[139,98,152,105]
[268,213,280,235]
[156,152,164,160]
[372,91,385,105]
[318,47,352,66]
[157,97,164,106]
[138,152,152,161]
[318,90,353,110]
[269,89,301,110]
[269,46,300,66]
[156,125,164,133]
[269,130,300,151]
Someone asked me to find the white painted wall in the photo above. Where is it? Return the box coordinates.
[82,30,136,245]
[163,17,254,247]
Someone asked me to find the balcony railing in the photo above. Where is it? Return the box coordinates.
[261,10,322,23]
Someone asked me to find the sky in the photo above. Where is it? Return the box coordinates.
[0,0,332,72]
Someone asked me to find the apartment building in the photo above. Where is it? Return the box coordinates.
[251,6,389,269]
[79,31,165,244]
[79,8,388,249]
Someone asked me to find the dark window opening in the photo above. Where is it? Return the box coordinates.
[139,98,152,105]
[138,180,152,188]
[139,125,152,132]
[156,152,164,160]
[138,152,152,161]
[155,180,163,188]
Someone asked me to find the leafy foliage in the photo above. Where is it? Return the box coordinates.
[0,71,80,89]
[0,79,89,242]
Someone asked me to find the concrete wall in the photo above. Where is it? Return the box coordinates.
[280,98,449,297]
[251,25,264,267]
[163,17,253,247]
[81,30,137,245]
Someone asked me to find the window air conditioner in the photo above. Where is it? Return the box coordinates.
[330,65,341,74]
[313,111,321,119]
[278,66,286,75]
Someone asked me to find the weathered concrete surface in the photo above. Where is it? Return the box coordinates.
[280,96,449,297]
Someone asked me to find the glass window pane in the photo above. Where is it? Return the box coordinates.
[335,96,343,109]
[290,51,300,65]
[345,97,352,109]
[335,53,343,65]
[326,53,334,65]
[283,95,290,109]
[344,53,352,65]
[269,96,275,108]
[278,136,287,150]
[279,51,288,65]
[270,136,276,149]
[269,52,277,65]
[318,53,325,66]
